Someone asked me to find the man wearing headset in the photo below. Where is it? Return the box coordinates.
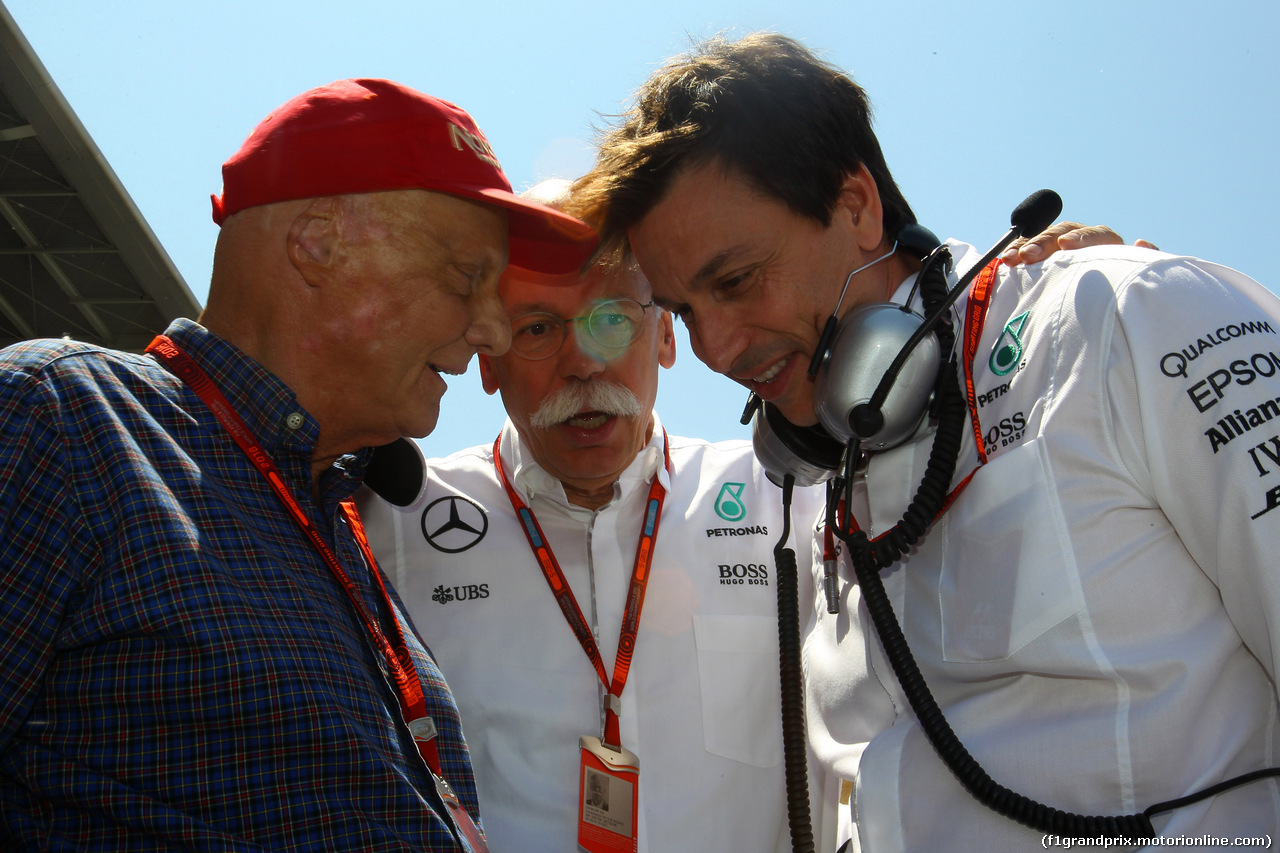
[357,180,1126,851]
[569,33,1280,851]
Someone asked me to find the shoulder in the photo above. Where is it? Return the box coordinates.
[425,442,497,481]
[666,434,766,477]
[666,433,755,462]
[1,338,163,413]
[415,442,504,512]
[666,433,783,495]
[355,442,503,543]
[1006,245,1272,311]
[3,337,148,379]
[969,246,1280,365]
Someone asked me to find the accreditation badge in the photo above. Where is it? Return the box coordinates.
[577,735,639,853]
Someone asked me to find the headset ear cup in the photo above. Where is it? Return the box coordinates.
[748,240,955,483]
[751,401,844,487]
[814,303,940,450]
[812,245,954,450]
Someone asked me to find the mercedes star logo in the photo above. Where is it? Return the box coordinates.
[420,495,489,553]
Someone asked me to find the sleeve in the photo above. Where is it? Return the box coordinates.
[0,362,90,751]
[1105,254,1280,679]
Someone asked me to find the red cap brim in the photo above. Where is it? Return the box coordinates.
[471,187,597,274]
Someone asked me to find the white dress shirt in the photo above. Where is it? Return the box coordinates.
[360,416,832,851]
[805,242,1280,851]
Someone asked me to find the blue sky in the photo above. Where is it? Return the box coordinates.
[7,0,1278,455]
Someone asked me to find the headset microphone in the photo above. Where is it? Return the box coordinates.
[839,189,1062,445]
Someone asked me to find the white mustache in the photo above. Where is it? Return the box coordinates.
[529,380,644,429]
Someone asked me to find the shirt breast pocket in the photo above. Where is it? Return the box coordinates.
[939,437,1085,663]
[692,614,783,768]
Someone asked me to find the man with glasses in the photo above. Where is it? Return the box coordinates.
[356,180,1116,851]
[358,180,830,852]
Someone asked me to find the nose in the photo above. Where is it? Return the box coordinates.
[685,308,742,376]
[467,285,513,356]
[557,324,607,381]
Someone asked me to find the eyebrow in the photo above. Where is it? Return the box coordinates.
[686,245,748,292]
[505,301,558,316]
[507,293,641,317]
[649,250,740,313]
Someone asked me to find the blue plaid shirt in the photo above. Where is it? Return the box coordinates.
[0,319,480,852]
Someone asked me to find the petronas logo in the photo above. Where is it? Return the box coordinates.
[990,311,1030,376]
[715,482,746,522]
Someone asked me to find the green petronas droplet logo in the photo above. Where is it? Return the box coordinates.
[715,482,747,522]
[990,311,1030,377]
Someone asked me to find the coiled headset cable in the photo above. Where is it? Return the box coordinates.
[774,474,815,853]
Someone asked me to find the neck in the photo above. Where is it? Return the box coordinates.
[310,451,342,497]
[563,479,619,511]
[882,251,922,301]
[512,415,658,512]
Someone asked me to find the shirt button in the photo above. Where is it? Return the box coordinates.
[285,412,305,430]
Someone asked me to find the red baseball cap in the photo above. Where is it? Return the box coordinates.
[212,79,596,274]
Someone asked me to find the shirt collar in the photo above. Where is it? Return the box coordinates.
[888,239,983,329]
[499,412,669,511]
[889,271,923,309]
[158,318,370,495]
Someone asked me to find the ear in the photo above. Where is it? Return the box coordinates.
[656,309,677,369]
[286,197,342,285]
[478,354,501,395]
[834,163,886,252]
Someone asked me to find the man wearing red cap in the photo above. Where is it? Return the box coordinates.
[0,79,594,852]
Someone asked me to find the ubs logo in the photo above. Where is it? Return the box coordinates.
[420,495,488,553]
[432,583,490,604]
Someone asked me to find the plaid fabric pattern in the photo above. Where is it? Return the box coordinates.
[0,319,480,852]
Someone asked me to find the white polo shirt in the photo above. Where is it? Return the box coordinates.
[359,415,832,852]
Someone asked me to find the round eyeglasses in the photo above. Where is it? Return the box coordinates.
[508,298,655,360]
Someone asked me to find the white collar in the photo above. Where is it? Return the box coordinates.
[498,412,670,512]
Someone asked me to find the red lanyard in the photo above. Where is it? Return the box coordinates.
[493,431,669,750]
[145,335,440,773]
[961,259,1003,467]
[838,258,1003,539]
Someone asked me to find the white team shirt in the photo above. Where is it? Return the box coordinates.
[359,415,831,852]
[805,242,1280,851]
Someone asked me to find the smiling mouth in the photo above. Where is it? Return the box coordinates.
[750,355,790,385]
[430,362,468,377]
